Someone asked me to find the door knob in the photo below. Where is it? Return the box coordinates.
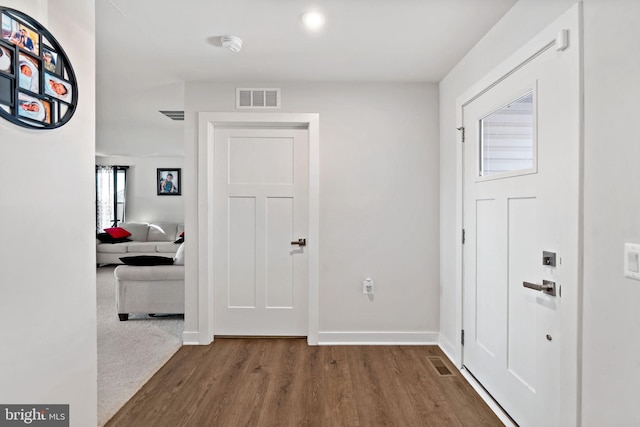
[291,238,306,247]
[522,280,556,296]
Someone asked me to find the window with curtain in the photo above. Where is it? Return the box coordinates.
[96,165,128,232]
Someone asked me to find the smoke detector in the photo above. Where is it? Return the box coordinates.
[221,35,243,52]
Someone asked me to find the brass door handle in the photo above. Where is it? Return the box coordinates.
[291,238,306,247]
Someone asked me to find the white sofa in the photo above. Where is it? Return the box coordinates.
[114,265,184,321]
[96,222,183,265]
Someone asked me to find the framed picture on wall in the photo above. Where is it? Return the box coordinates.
[44,72,72,102]
[42,46,62,75]
[18,52,39,92]
[2,12,40,55]
[0,7,78,129]
[0,43,13,75]
[157,168,181,196]
[17,91,51,124]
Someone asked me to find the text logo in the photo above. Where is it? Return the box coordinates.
[0,405,68,427]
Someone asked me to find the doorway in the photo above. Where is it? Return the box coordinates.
[457,5,581,426]
[188,113,320,345]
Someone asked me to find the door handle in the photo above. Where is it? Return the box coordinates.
[522,280,556,296]
[291,238,306,247]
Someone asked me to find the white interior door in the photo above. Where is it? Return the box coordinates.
[213,127,309,336]
[462,25,580,427]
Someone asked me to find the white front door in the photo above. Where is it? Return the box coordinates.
[213,127,309,336]
[461,13,580,427]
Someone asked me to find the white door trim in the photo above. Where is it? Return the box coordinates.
[187,112,320,345]
[452,3,582,426]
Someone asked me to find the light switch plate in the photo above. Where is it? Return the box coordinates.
[624,243,640,280]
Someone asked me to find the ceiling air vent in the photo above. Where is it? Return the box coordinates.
[236,88,281,109]
[159,110,184,121]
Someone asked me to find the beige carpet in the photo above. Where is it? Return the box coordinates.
[96,266,183,426]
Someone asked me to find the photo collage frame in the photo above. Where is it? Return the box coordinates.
[0,7,77,129]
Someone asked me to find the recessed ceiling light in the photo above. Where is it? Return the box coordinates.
[301,11,325,31]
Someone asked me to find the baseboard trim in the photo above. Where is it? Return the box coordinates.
[438,336,460,367]
[318,331,438,345]
[182,331,204,345]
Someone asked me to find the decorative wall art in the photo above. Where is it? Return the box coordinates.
[0,7,77,129]
[157,168,181,196]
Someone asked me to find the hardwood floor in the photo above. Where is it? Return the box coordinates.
[105,339,502,427]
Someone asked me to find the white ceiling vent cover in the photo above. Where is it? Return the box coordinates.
[236,88,281,109]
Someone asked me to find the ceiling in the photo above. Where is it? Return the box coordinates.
[95,0,517,156]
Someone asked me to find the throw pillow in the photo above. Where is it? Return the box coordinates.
[174,243,185,265]
[119,256,175,266]
[174,237,184,244]
[104,227,132,239]
[97,233,131,244]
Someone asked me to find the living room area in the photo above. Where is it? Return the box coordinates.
[95,155,186,425]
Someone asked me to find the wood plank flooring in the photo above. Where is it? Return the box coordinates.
[105,339,502,427]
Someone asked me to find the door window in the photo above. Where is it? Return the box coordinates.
[479,92,535,177]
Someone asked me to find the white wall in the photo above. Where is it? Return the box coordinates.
[582,0,640,425]
[0,1,97,426]
[95,81,184,157]
[184,82,440,342]
[438,0,577,361]
[96,156,184,224]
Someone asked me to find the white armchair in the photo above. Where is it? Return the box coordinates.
[114,265,184,321]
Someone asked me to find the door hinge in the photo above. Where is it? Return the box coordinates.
[462,229,466,244]
[457,126,465,143]
[461,329,465,346]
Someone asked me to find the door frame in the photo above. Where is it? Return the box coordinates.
[186,112,320,345]
[453,3,582,425]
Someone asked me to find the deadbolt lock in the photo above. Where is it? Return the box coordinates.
[543,251,556,267]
